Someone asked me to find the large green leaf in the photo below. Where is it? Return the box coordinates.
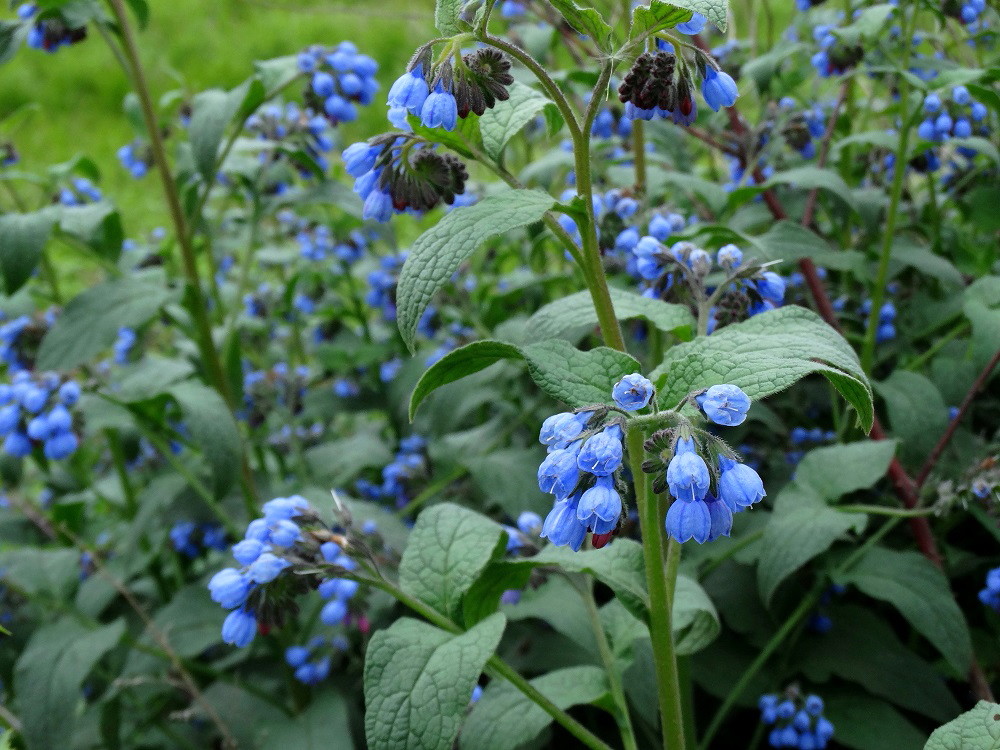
[14,618,126,750]
[825,694,927,750]
[258,690,351,750]
[630,1,693,38]
[757,483,866,604]
[548,0,613,49]
[837,548,972,676]
[526,286,694,342]
[400,503,506,620]
[461,666,611,750]
[673,574,721,655]
[169,381,242,497]
[795,440,898,499]
[875,372,947,468]
[925,701,1000,750]
[364,614,505,750]
[650,0,727,31]
[189,79,265,182]
[480,82,560,160]
[396,190,555,351]
[0,210,55,294]
[58,202,123,260]
[36,273,172,371]
[652,306,874,431]
[304,431,393,485]
[409,338,640,419]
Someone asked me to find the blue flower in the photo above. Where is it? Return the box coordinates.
[285,645,310,667]
[701,68,738,111]
[577,425,624,476]
[209,568,251,609]
[387,65,430,113]
[363,189,393,222]
[613,373,654,411]
[342,142,379,177]
[577,476,622,533]
[675,12,707,34]
[756,271,786,303]
[537,445,582,499]
[517,511,543,534]
[248,552,290,583]
[539,411,590,450]
[221,608,257,647]
[717,243,743,269]
[665,497,711,543]
[717,456,766,510]
[706,495,733,541]
[697,384,751,426]
[666,438,710,502]
[420,82,458,130]
[541,494,588,550]
[320,598,349,625]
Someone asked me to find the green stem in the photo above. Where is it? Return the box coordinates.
[632,120,648,197]
[627,427,686,750]
[905,321,967,371]
[361,574,614,750]
[836,503,935,517]
[105,428,138,518]
[578,577,639,750]
[860,5,918,372]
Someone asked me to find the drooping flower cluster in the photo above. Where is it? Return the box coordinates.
[759,692,834,749]
[343,133,469,222]
[0,372,80,459]
[618,41,738,125]
[978,567,1000,612]
[117,141,152,179]
[810,22,864,77]
[245,102,335,180]
[295,222,369,264]
[16,3,87,53]
[240,362,310,428]
[284,634,352,685]
[57,176,102,206]
[170,521,227,558]
[297,41,380,125]
[386,46,514,131]
[355,435,427,509]
[208,495,361,648]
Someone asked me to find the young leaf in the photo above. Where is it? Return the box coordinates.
[461,666,611,750]
[874,372,948,468]
[631,1,694,39]
[548,0,613,49]
[480,82,560,160]
[364,614,506,750]
[400,503,507,619]
[189,79,265,182]
[409,338,641,419]
[58,202,123,259]
[36,272,173,371]
[652,306,874,431]
[794,440,898,499]
[434,0,465,35]
[526,287,695,342]
[396,190,555,351]
[757,483,866,605]
[14,618,126,750]
[0,209,55,294]
[925,701,1000,750]
[169,381,242,498]
[836,548,972,675]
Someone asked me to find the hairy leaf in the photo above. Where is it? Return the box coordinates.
[925,701,1000,750]
[0,210,55,294]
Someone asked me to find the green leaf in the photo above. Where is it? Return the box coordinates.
[397,190,555,351]
[0,210,55,294]
[925,701,1000,750]
[526,287,695,342]
[837,548,972,675]
[548,0,613,48]
[400,503,506,619]
[757,483,866,604]
[795,440,898,499]
[630,0,693,38]
[764,166,859,213]
[14,618,126,750]
[258,690,351,750]
[364,614,505,750]
[189,79,265,182]
[648,0,728,31]
[673,574,720,655]
[434,0,465,35]
[36,273,172,371]
[409,338,640,419]
[113,355,194,402]
[0,548,79,600]
[465,447,552,517]
[825,694,927,750]
[461,666,611,750]
[741,220,863,272]
[169,381,242,497]
[652,306,874,431]
[0,20,28,66]
[480,82,560,160]
[874,372,947,469]
[889,238,964,288]
[832,3,896,44]
[58,202,123,260]
[799,604,960,722]
[304,431,393,485]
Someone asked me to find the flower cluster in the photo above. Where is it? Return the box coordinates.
[208,495,361,648]
[297,41,380,125]
[355,436,427,509]
[170,521,227,558]
[810,23,864,77]
[285,635,351,685]
[117,141,152,178]
[58,176,102,206]
[386,47,514,131]
[366,253,407,322]
[978,567,1000,612]
[245,102,335,179]
[0,372,80,459]
[758,692,834,749]
[618,43,738,125]
[294,222,368,264]
[344,134,469,222]
[240,363,310,428]
[17,3,87,53]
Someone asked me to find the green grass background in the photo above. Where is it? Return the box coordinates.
[1,0,435,230]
